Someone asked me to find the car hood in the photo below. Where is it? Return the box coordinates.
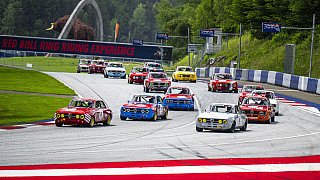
[56,107,91,114]
[211,79,234,83]
[240,91,251,97]
[130,72,147,76]
[122,103,153,109]
[165,94,192,99]
[106,67,125,71]
[148,78,170,82]
[79,64,89,67]
[240,105,268,111]
[175,71,196,75]
[197,112,236,119]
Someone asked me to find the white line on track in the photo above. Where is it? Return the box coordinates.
[1,163,320,177]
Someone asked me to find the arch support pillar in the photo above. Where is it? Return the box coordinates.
[58,0,103,41]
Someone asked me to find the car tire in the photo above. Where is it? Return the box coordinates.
[271,115,275,122]
[120,116,127,121]
[55,123,63,127]
[122,75,126,79]
[275,112,279,116]
[151,113,157,121]
[208,86,211,91]
[196,126,203,132]
[162,110,168,120]
[77,70,80,73]
[88,117,95,127]
[103,115,111,126]
[192,80,196,83]
[146,87,149,93]
[212,88,216,92]
[266,117,271,124]
[234,89,238,93]
[240,120,247,131]
[228,121,236,133]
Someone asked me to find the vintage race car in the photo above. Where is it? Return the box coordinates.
[251,90,280,116]
[143,72,171,93]
[128,67,149,84]
[207,73,238,92]
[196,103,248,133]
[144,62,164,72]
[163,86,195,111]
[88,60,105,74]
[103,62,126,79]
[240,96,275,123]
[77,59,92,73]
[120,95,168,121]
[54,98,113,127]
[172,66,197,83]
[238,85,265,104]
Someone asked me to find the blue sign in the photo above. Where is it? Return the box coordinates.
[0,35,173,61]
[156,33,169,40]
[262,22,281,33]
[200,29,214,37]
[132,39,143,45]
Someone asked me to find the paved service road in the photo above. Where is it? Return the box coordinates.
[0,72,319,166]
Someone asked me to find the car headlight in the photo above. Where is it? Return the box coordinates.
[145,110,149,113]
[56,113,60,118]
[202,118,207,123]
[80,115,85,119]
[61,114,65,118]
[223,120,228,124]
[259,111,265,116]
[122,108,126,112]
[198,118,202,122]
[76,115,80,119]
[218,120,223,124]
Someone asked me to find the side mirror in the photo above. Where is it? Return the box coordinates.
[191,93,195,97]
[127,100,130,103]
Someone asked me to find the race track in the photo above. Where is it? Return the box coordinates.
[1,72,320,166]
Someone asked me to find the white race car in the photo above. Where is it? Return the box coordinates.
[251,90,280,116]
[196,103,248,133]
[103,62,126,79]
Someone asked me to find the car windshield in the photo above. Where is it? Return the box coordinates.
[69,100,94,108]
[243,97,269,106]
[243,85,264,92]
[266,92,274,99]
[208,105,235,113]
[79,60,91,64]
[147,63,161,68]
[150,73,167,78]
[131,95,156,104]
[177,67,192,72]
[92,61,104,65]
[167,87,190,95]
[133,67,146,73]
[108,63,123,68]
[214,74,232,80]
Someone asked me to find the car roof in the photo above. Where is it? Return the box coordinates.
[209,103,236,106]
[72,98,97,101]
[245,96,268,100]
[168,86,189,89]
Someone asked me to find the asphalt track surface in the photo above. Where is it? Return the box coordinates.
[0,72,319,167]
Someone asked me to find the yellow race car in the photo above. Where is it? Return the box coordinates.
[172,66,197,83]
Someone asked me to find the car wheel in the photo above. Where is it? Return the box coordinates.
[77,70,80,73]
[122,75,126,79]
[196,126,203,132]
[212,88,216,92]
[103,115,111,126]
[234,89,238,93]
[88,117,95,127]
[146,87,149,93]
[143,86,146,92]
[266,117,271,124]
[228,121,236,133]
[271,115,275,122]
[55,123,63,127]
[104,73,108,78]
[208,86,211,91]
[152,113,157,121]
[275,112,279,116]
[240,120,247,131]
[192,80,196,83]
[120,116,127,121]
[162,110,168,120]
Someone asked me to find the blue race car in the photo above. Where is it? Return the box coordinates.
[120,95,168,121]
[163,86,195,111]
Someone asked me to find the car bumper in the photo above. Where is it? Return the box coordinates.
[196,122,232,130]
[147,85,169,91]
[175,77,197,81]
[245,114,270,122]
[55,118,89,125]
[107,72,126,77]
[131,78,145,83]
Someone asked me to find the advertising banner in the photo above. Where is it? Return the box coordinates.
[0,35,173,61]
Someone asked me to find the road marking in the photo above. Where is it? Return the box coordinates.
[1,163,320,177]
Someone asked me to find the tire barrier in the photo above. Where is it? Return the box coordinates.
[196,67,320,94]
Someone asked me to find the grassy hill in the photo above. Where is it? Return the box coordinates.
[196,28,320,79]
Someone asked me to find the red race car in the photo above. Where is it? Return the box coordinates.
[88,60,105,74]
[54,98,113,127]
[238,85,265,104]
[143,72,171,93]
[128,67,149,84]
[240,96,275,124]
[207,73,238,93]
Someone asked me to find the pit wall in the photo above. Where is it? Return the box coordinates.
[195,67,320,95]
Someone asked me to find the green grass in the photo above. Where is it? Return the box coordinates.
[0,94,71,125]
[0,66,76,95]
[0,57,78,72]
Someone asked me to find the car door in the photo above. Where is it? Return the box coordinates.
[236,105,246,126]
[95,101,104,122]
[156,96,165,116]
